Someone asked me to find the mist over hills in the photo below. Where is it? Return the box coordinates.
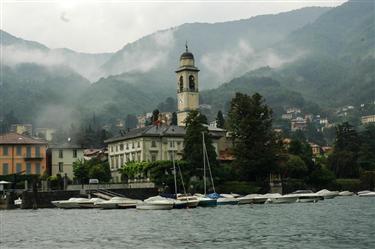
[1,0,374,128]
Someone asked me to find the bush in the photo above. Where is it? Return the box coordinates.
[215,181,260,195]
[282,178,307,194]
[360,171,375,191]
[309,166,336,189]
[335,178,361,192]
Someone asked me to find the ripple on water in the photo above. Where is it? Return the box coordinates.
[0,197,375,249]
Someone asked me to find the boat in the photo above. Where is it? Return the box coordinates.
[316,189,339,199]
[95,197,141,209]
[176,194,199,208]
[237,194,269,204]
[265,193,298,204]
[136,196,174,210]
[14,197,22,206]
[290,190,321,203]
[339,191,355,196]
[358,191,375,197]
[216,194,239,205]
[78,198,105,208]
[194,193,217,207]
[196,132,218,207]
[51,198,89,209]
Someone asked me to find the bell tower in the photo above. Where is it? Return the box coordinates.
[176,44,200,126]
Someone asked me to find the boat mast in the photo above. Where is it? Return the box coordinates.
[202,132,207,195]
[204,135,216,193]
[172,151,178,197]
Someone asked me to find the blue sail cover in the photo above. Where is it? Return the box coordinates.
[207,193,221,199]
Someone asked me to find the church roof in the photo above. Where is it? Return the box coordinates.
[104,125,186,143]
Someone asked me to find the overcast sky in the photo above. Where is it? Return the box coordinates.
[2,0,346,53]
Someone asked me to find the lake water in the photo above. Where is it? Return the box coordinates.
[0,197,374,249]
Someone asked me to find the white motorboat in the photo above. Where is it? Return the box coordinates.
[290,190,321,203]
[316,189,339,199]
[266,194,298,204]
[358,191,375,197]
[176,194,199,208]
[78,198,105,208]
[339,191,355,196]
[236,194,267,204]
[136,196,174,210]
[95,197,141,209]
[51,198,89,209]
[217,194,239,205]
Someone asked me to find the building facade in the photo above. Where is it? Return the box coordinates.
[0,133,48,175]
[48,143,85,179]
[105,125,226,183]
[361,115,375,125]
[176,45,200,126]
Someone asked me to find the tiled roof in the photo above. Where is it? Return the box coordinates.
[49,143,84,149]
[104,125,186,143]
[0,133,48,145]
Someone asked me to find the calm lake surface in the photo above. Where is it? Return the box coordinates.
[0,197,374,249]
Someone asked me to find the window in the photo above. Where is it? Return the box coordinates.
[120,155,124,167]
[26,162,32,174]
[151,140,156,148]
[35,163,41,175]
[58,149,63,158]
[58,162,63,172]
[115,156,119,169]
[132,142,134,149]
[137,152,141,161]
[137,141,140,148]
[35,146,40,157]
[16,146,22,156]
[3,146,9,156]
[16,163,22,173]
[189,75,195,90]
[170,141,175,148]
[26,146,31,157]
[111,157,114,169]
[151,153,157,162]
[126,143,129,150]
[73,149,77,158]
[120,144,124,151]
[111,146,113,152]
[116,145,118,152]
[179,76,183,92]
[2,163,9,175]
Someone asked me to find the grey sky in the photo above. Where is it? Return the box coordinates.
[2,0,346,53]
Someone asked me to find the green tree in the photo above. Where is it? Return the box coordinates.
[171,112,178,125]
[152,109,160,124]
[216,110,225,128]
[358,125,375,171]
[228,92,279,181]
[183,110,217,176]
[73,158,111,184]
[284,155,308,179]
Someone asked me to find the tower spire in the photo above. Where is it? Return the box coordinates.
[185,40,188,52]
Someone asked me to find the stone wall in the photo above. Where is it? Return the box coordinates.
[21,190,81,209]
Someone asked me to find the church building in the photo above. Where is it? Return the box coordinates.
[105,46,228,182]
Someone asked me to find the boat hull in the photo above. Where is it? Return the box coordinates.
[136,203,174,210]
[198,199,217,207]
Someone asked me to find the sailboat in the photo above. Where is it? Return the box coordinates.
[194,132,217,207]
[171,152,189,209]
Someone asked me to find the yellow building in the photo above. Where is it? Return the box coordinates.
[0,133,48,175]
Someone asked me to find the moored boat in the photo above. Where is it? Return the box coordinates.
[194,194,217,207]
[316,189,339,199]
[176,194,199,208]
[95,197,141,209]
[78,198,105,208]
[358,191,375,197]
[216,194,239,205]
[339,191,355,196]
[266,194,298,204]
[51,198,89,209]
[136,196,174,210]
[290,190,321,203]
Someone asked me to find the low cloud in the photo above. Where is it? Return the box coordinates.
[200,39,302,85]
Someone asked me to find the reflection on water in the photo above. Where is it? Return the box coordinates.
[0,197,374,249]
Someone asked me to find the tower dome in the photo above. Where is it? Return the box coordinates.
[179,43,195,67]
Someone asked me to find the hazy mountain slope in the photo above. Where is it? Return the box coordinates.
[1,30,112,81]
[0,63,90,126]
[100,7,330,89]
